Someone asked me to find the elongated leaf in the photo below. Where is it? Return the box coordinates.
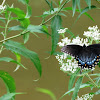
[23,32,30,43]
[0,70,16,100]
[0,93,23,100]
[76,0,81,12]
[72,77,83,100]
[72,0,76,16]
[68,69,80,91]
[3,40,42,76]
[25,5,32,18]
[8,25,25,31]
[36,88,56,100]
[60,83,91,99]
[0,57,26,69]
[85,0,91,9]
[95,89,100,95]
[0,17,5,23]
[76,5,96,22]
[27,25,50,35]
[18,0,29,4]
[51,15,62,54]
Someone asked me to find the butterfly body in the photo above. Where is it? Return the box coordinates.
[61,44,100,70]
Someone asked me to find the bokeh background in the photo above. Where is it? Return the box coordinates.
[0,0,100,100]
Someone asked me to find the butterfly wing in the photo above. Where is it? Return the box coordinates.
[61,44,83,57]
[87,44,100,55]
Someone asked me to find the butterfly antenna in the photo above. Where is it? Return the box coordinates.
[80,68,82,74]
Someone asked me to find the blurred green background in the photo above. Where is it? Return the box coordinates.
[0,0,100,100]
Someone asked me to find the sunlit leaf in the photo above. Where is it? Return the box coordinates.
[51,15,62,54]
[0,17,5,23]
[95,89,100,95]
[3,40,42,76]
[72,76,83,100]
[36,88,56,100]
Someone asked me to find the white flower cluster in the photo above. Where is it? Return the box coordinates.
[83,25,100,41]
[57,28,68,34]
[56,53,78,73]
[56,36,90,73]
[0,0,6,11]
[76,93,94,100]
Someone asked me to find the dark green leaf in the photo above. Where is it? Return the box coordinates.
[0,92,24,100]
[72,0,76,16]
[76,0,81,12]
[60,83,91,99]
[72,77,83,100]
[23,32,30,43]
[0,70,16,100]
[68,69,80,91]
[27,25,50,35]
[85,0,91,9]
[0,57,26,69]
[25,5,32,18]
[45,0,51,7]
[18,0,29,4]
[36,88,56,100]
[3,40,42,76]
[76,5,96,23]
[8,25,25,31]
[51,15,62,55]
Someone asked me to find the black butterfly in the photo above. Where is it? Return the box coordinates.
[61,44,100,72]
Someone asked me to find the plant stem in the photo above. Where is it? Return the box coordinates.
[40,0,70,25]
[85,73,98,87]
[0,31,29,43]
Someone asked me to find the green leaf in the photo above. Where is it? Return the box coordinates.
[3,40,42,76]
[95,89,100,95]
[0,93,23,100]
[51,15,62,55]
[8,25,25,31]
[72,0,76,16]
[0,17,5,23]
[60,83,91,99]
[18,0,29,4]
[68,69,80,91]
[7,8,25,18]
[76,0,81,12]
[23,32,30,43]
[76,5,96,23]
[0,57,26,70]
[36,88,56,100]
[0,70,16,100]
[85,0,91,9]
[72,76,83,100]
[59,0,63,5]
[27,25,50,35]
[25,5,32,18]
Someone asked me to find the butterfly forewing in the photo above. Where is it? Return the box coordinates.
[61,44,83,57]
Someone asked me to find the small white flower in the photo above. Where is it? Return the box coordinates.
[0,0,6,11]
[57,28,68,34]
[76,93,94,100]
[83,25,100,41]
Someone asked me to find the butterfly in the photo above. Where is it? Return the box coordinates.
[61,44,100,72]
